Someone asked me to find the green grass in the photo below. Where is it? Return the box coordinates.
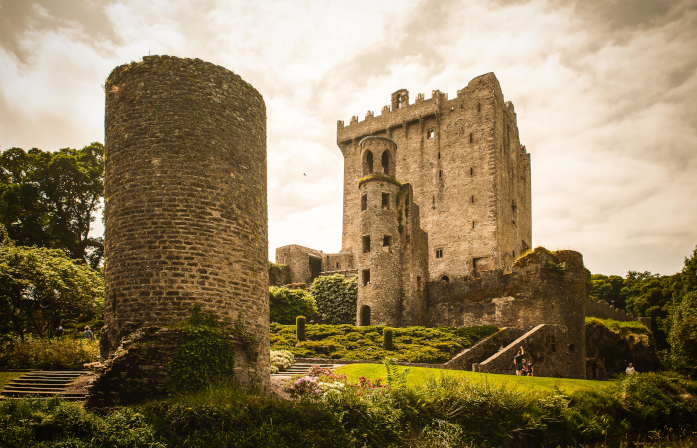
[585,316,651,335]
[335,363,616,394]
[0,371,24,390]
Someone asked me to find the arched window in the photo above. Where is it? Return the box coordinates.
[361,305,371,326]
[381,151,390,175]
[363,150,374,176]
[440,275,450,283]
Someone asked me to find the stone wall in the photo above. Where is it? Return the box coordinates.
[102,55,269,388]
[337,73,532,280]
[586,297,641,323]
[444,327,526,371]
[275,244,323,285]
[425,248,589,377]
[269,262,291,287]
[585,321,660,379]
[474,324,576,378]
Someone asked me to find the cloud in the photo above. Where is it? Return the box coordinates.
[0,0,695,276]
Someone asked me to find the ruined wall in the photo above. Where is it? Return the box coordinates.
[268,262,292,287]
[103,55,269,388]
[425,248,589,376]
[586,297,641,323]
[275,244,323,285]
[337,73,532,280]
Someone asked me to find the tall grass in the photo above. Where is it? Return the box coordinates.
[0,337,100,370]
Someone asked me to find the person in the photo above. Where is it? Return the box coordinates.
[84,326,95,341]
[521,359,528,376]
[54,326,64,338]
[526,360,534,377]
[625,363,636,375]
[513,346,525,376]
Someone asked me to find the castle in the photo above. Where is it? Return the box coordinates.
[277,72,532,326]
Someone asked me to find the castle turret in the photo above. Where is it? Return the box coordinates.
[356,137,428,326]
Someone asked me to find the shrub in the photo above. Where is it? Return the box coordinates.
[269,286,316,324]
[270,350,295,373]
[0,337,100,370]
[167,304,235,392]
[296,316,306,341]
[669,291,697,375]
[383,328,394,351]
[310,274,357,324]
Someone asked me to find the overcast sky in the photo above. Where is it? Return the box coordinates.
[1,0,696,276]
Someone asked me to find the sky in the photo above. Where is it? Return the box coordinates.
[0,0,696,277]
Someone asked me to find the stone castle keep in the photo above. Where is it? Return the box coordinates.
[277,73,532,327]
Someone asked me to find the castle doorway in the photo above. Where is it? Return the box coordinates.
[309,254,322,284]
[361,305,371,326]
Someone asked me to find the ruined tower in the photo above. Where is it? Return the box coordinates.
[103,55,269,387]
[338,73,532,280]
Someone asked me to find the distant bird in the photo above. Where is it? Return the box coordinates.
[303,173,306,176]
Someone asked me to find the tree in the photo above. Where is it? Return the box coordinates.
[589,274,626,309]
[0,228,104,340]
[269,286,316,325]
[668,291,697,375]
[309,275,358,325]
[0,143,104,267]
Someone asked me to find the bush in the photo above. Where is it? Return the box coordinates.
[270,350,295,373]
[310,275,357,324]
[269,286,316,324]
[0,337,100,370]
[269,323,499,363]
[669,291,697,375]
[383,328,393,351]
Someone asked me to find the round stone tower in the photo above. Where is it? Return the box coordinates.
[356,136,402,327]
[103,55,269,387]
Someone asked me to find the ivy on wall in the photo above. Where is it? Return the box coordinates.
[270,286,317,324]
[310,274,358,325]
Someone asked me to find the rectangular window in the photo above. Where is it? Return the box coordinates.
[439,170,442,178]
[382,193,389,209]
[362,235,371,253]
[336,262,340,269]
[362,269,370,286]
[383,235,391,247]
[470,167,474,176]
[472,221,476,229]
[469,132,473,144]
[569,344,575,352]
[471,195,474,204]
[427,130,435,139]
[361,194,367,211]
[417,276,421,289]
[435,249,443,259]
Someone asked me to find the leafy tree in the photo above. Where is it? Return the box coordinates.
[621,271,677,350]
[269,286,316,325]
[672,245,697,304]
[0,228,104,340]
[0,143,104,267]
[668,291,697,375]
[589,274,625,309]
[310,274,358,325]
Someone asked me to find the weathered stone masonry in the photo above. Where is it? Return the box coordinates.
[102,55,270,388]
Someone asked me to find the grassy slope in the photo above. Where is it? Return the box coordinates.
[0,372,24,390]
[335,363,615,394]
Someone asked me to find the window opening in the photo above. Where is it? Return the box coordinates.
[569,344,575,352]
[366,150,374,174]
[439,170,442,179]
[361,305,371,325]
[470,167,474,176]
[512,250,516,258]
[362,270,371,286]
[441,275,450,282]
[361,194,367,211]
[427,130,435,139]
[436,249,443,259]
[512,199,517,211]
[383,235,391,252]
[381,151,390,175]
[477,102,481,112]
[362,235,371,253]
[417,276,421,289]
[472,221,475,229]
[396,95,401,109]
[469,133,473,144]
[438,152,441,159]
[471,195,474,204]
[382,193,389,209]
[432,196,435,207]
[551,343,557,353]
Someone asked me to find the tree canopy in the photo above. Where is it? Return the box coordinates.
[0,143,104,267]
[0,228,104,340]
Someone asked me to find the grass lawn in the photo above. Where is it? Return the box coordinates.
[0,372,24,390]
[335,363,616,394]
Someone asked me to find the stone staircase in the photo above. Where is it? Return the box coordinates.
[271,362,337,377]
[1,371,92,401]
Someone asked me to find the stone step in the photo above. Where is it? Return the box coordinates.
[4,384,68,391]
[0,371,92,402]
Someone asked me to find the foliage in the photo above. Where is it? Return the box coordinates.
[268,262,291,286]
[0,337,99,370]
[673,245,697,304]
[0,143,104,267]
[270,323,499,363]
[0,230,104,340]
[383,327,394,350]
[167,304,235,392]
[269,286,316,324]
[589,273,626,309]
[544,260,566,275]
[309,274,358,325]
[585,316,651,335]
[296,315,306,341]
[669,291,697,375]
[357,173,402,188]
[383,358,409,389]
[270,350,294,374]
